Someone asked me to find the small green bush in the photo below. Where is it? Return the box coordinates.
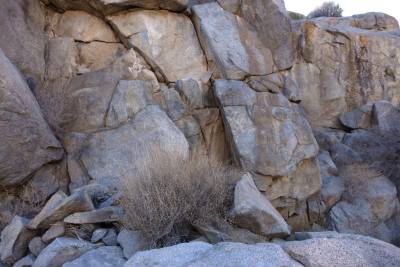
[307,1,343,19]
[289,11,306,20]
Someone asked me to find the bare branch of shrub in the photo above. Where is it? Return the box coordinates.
[119,147,239,247]
[308,1,343,19]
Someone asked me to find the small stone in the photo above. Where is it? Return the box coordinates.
[117,229,147,259]
[91,229,108,243]
[102,229,118,246]
[64,206,124,224]
[28,237,46,257]
[42,223,66,243]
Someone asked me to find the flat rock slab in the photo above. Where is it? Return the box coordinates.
[32,238,96,267]
[64,206,124,224]
[282,234,400,267]
[63,246,125,267]
[125,241,302,267]
[192,3,274,80]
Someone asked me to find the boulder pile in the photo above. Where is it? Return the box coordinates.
[0,0,400,266]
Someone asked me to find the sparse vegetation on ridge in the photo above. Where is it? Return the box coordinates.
[308,1,343,19]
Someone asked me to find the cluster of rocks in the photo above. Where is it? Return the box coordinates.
[0,0,400,265]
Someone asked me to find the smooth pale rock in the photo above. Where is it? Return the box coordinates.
[81,105,189,183]
[125,241,302,267]
[214,80,318,177]
[117,229,147,259]
[91,229,108,243]
[237,0,294,70]
[13,254,35,267]
[28,238,46,257]
[108,10,207,82]
[27,191,94,230]
[290,15,400,128]
[0,0,46,89]
[32,238,96,267]
[42,223,65,243]
[105,80,154,128]
[63,246,125,267]
[231,173,290,238]
[0,49,64,187]
[281,234,400,267]
[53,10,117,42]
[192,3,274,80]
[64,207,124,224]
[0,216,36,265]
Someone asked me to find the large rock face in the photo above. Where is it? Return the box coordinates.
[81,105,189,184]
[192,3,275,80]
[0,49,64,187]
[290,13,400,128]
[214,80,319,177]
[108,10,208,82]
[0,0,46,90]
[235,0,294,70]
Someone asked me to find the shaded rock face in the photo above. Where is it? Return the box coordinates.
[0,49,64,187]
[290,14,400,128]
[0,0,46,90]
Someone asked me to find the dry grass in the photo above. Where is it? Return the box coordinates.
[119,148,239,247]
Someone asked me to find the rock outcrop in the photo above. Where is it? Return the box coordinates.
[0,0,399,264]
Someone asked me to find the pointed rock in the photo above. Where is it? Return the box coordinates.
[0,216,36,265]
[42,223,66,243]
[27,191,94,230]
[64,207,124,224]
[231,173,290,238]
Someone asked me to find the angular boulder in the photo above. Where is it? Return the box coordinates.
[192,3,274,80]
[0,0,46,89]
[0,216,36,265]
[117,229,147,259]
[64,206,124,224]
[214,80,318,177]
[231,173,290,238]
[80,105,189,184]
[27,191,94,230]
[0,49,64,187]
[108,10,207,82]
[236,0,294,70]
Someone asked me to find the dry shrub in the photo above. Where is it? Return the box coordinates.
[119,147,239,247]
[307,1,343,19]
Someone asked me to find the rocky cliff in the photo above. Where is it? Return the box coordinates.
[0,0,400,266]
